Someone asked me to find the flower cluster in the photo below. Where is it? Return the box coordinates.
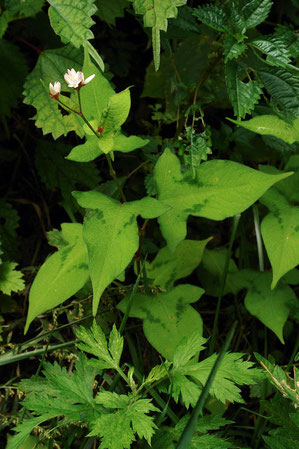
[49,69,95,98]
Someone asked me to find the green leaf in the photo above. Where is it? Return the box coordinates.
[90,393,158,448]
[25,223,89,333]
[35,141,101,210]
[0,40,28,116]
[193,3,229,32]
[223,35,247,63]
[225,60,262,119]
[73,190,168,315]
[238,0,273,30]
[96,0,129,26]
[146,238,212,290]
[7,415,58,449]
[261,205,299,289]
[0,262,25,295]
[243,271,296,343]
[130,0,187,71]
[23,45,84,139]
[251,37,292,68]
[48,0,97,48]
[257,66,299,117]
[117,284,204,360]
[154,148,292,250]
[227,115,299,144]
[172,330,206,370]
[6,0,45,18]
[0,10,10,39]
[197,249,240,297]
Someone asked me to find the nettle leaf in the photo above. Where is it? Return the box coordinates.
[48,0,97,48]
[225,60,262,119]
[6,0,45,18]
[97,0,129,26]
[146,238,212,290]
[23,45,84,139]
[251,37,293,68]
[192,3,229,32]
[0,39,28,116]
[228,115,299,144]
[154,148,291,250]
[0,262,25,295]
[76,322,123,370]
[261,206,299,289]
[35,141,101,211]
[241,270,296,343]
[25,223,89,333]
[90,392,158,448]
[238,0,273,30]
[257,66,299,117]
[223,35,247,63]
[130,0,187,71]
[73,190,168,315]
[117,284,204,360]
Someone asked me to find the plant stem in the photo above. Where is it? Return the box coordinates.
[209,214,241,355]
[253,204,264,271]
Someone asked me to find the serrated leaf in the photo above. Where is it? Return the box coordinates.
[172,330,206,370]
[109,325,124,367]
[252,37,292,68]
[35,141,101,210]
[23,45,84,139]
[243,271,296,343]
[118,284,204,360]
[225,60,262,119]
[48,0,97,48]
[25,223,89,333]
[131,0,187,71]
[257,66,299,117]
[193,3,229,32]
[73,190,168,315]
[146,238,212,290]
[154,148,292,250]
[0,262,25,295]
[239,0,273,30]
[0,39,28,116]
[7,415,58,449]
[223,35,246,63]
[6,0,45,18]
[228,115,299,144]
[261,205,299,289]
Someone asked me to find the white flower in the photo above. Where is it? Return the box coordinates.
[49,81,61,98]
[64,68,95,88]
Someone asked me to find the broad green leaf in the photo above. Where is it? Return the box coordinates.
[259,162,299,206]
[25,223,89,333]
[239,0,273,30]
[225,60,262,119]
[154,148,292,250]
[243,271,296,343]
[251,37,292,68]
[6,0,45,18]
[130,0,187,71]
[146,238,212,290]
[197,249,240,297]
[261,205,299,289]
[73,190,168,315]
[0,262,25,295]
[48,0,97,48]
[227,115,299,144]
[193,3,229,32]
[0,40,28,116]
[35,141,101,211]
[117,284,204,360]
[23,45,84,139]
[257,66,299,117]
[96,0,129,26]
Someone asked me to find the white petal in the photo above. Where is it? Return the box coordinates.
[84,74,95,85]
